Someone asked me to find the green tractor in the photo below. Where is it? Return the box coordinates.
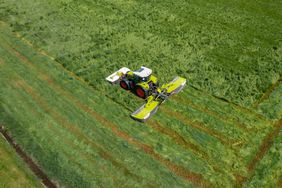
[119,66,159,99]
[106,66,186,122]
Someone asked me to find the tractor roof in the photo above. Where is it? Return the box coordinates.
[134,66,152,77]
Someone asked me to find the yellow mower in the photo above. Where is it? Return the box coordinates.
[106,66,186,122]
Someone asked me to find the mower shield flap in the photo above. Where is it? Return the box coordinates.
[130,99,160,122]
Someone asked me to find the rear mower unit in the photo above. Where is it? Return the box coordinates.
[106,66,186,122]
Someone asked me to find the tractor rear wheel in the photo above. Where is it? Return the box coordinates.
[135,86,147,99]
[120,80,130,90]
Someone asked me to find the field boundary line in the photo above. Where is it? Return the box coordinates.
[236,118,282,187]
[252,76,282,108]
[1,31,212,187]
[0,125,57,188]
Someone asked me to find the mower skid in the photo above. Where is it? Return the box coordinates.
[106,67,130,84]
[130,100,160,122]
[162,76,186,95]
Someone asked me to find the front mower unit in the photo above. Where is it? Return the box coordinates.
[106,66,186,122]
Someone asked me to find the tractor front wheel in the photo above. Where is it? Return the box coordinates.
[120,80,130,90]
[135,86,147,99]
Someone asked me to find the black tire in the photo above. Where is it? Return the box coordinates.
[135,86,148,99]
[120,80,130,90]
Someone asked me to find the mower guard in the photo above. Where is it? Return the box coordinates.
[130,100,160,122]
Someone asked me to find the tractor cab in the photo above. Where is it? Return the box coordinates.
[133,66,152,82]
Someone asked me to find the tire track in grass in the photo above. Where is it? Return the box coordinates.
[1,37,212,188]
[236,118,282,187]
[0,125,57,188]
[161,106,236,147]
[253,77,282,108]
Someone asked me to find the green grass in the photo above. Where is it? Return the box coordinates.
[246,130,282,188]
[0,1,281,188]
[257,82,282,120]
[0,135,42,188]
[0,25,193,187]
[1,0,282,107]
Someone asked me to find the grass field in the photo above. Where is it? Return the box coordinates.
[0,134,42,188]
[0,0,281,187]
